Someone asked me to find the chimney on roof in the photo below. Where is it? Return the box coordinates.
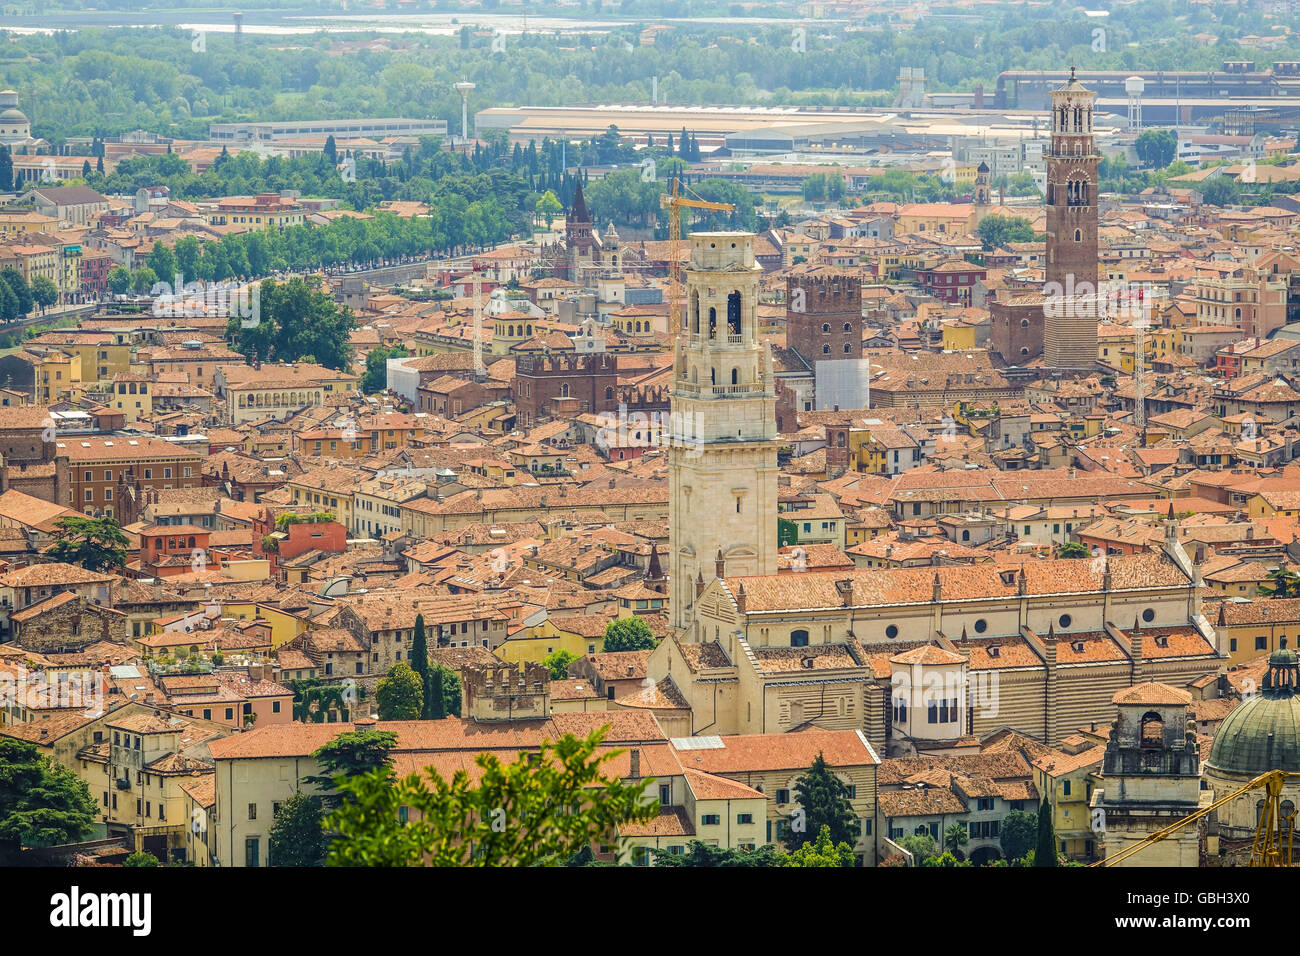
[932,571,942,602]
[629,748,641,779]
[696,571,705,598]
[736,582,747,614]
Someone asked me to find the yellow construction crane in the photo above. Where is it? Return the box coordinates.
[660,177,734,337]
[1092,769,1300,867]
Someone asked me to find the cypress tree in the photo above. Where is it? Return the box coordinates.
[0,146,11,192]
[411,614,431,718]
[1035,796,1058,867]
[785,751,857,850]
[429,665,447,719]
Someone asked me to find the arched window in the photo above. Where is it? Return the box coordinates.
[844,323,853,332]
[823,345,831,354]
[727,291,742,336]
[710,368,716,385]
[1140,711,1164,748]
[507,325,515,337]
[708,306,717,338]
[822,323,831,333]
[604,386,613,401]
[731,368,739,385]
[560,383,569,398]
[1021,318,1030,328]
[1074,229,1082,242]
[843,343,852,353]
[791,629,810,647]
[691,291,700,334]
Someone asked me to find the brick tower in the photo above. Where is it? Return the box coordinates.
[786,273,862,369]
[1042,67,1101,372]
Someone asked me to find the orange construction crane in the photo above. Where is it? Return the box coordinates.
[660,177,734,337]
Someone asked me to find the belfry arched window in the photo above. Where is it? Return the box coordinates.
[727,291,742,336]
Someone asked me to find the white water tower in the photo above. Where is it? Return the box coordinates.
[1125,75,1144,131]
[454,81,476,145]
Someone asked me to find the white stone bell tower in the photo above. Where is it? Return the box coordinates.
[668,232,780,635]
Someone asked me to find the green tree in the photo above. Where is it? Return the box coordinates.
[231,276,355,370]
[784,825,856,867]
[534,189,562,227]
[0,739,97,863]
[410,612,429,686]
[542,649,578,680]
[975,214,1036,251]
[130,266,158,295]
[30,275,59,311]
[107,265,132,296]
[362,344,406,394]
[122,850,160,867]
[324,135,338,165]
[923,850,972,867]
[1261,567,1300,599]
[1055,542,1090,559]
[0,145,11,192]
[324,728,658,866]
[147,241,176,283]
[46,515,129,572]
[0,280,16,322]
[899,832,938,863]
[0,268,32,316]
[944,821,969,858]
[1035,796,1058,867]
[427,665,448,719]
[1000,809,1037,861]
[785,751,857,850]
[268,791,326,867]
[376,661,424,721]
[1201,178,1241,208]
[1135,128,1177,169]
[602,616,657,652]
[304,729,399,808]
[652,841,784,867]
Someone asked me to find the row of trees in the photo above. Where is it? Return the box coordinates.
[265,726,867,868]
[0,266,59,322]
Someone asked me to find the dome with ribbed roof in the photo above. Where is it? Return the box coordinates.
[1206,648,1300,775]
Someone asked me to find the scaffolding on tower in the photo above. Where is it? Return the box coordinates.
[1133,286,1146,436]
[471,260,486,382]
[660,177,734,337]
